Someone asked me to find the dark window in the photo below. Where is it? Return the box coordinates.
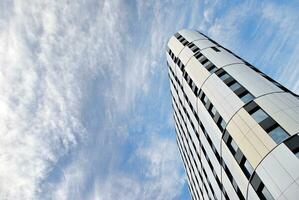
[284,135,299,159]
[223,130,230,143]
[175,34,182,39]
[188,43,195,48]
[232,179,238,191]
[194,52,203,59]
[209,66,218,73]
[235,149,244,164]
[212,46,220,52]
[259,117,276,131]
[200,58,209,65]
[192,46,200,53]
[250,173,274,200]
[250,172,261,191]
[182,40,189,46]
[244,101,259,114]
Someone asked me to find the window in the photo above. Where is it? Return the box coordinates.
[240,93,254,104]
[205,62,213,69]
[203,95,208,104]
[209,66,218,73]
[284,135,299,159]
[201,58,209,65]
[210,67,217,73]
[220,119,226,130]
[268,126,289,144]
[243,160,254,178]
[261,186,274,200]
[250,172,261,191]
[219,73,230,81]
[211,106,217,116]
[229,82,242,92]
[182,40,188,46]
[192,46,200,53]
[188,43,194,48]
[251,109,268,123]
[232,179,238,191]
[228,138,238,155]
[212,46,220,52]
[195,52,203,59]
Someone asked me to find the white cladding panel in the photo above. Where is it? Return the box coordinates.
[221,170,240,200]
[179,29,207,42]
[201,151,222,200]
[193,39,216,50]
[221,143,248,195]
[167,36,184,56]
[201,47,243,68]
[183,78,197,109]
[247,185,260,200]
[281,182,299,200]
[202,74,244,122]
[166,53,176,72]
[255,164,282,199]
[226,108,276,168]
[179,121,197,175]
[256,93,299,135]
[179,46,194,65]
[200,128,221,177]
[178,136,201,200]
[256,143,299,199]
[225,64,282,97]
[197,98,222,152]
[185,57,210,88]
[256,153,293,196]
[271,143,299,179]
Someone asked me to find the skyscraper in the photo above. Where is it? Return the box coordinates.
[166,29,299,200]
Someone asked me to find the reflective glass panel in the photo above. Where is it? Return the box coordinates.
[251,109,268,123]
[269,126,289,144]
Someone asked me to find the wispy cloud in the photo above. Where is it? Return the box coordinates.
[1,0,299,200]
[0,0,190,199]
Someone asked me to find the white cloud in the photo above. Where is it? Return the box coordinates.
[0,0,128,199]
[0,0,189,199]
[259,2,299,93]
[85,134,185,200]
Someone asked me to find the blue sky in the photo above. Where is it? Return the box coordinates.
[0,0,299,199]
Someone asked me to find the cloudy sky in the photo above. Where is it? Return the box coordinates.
[0,0,299,199]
